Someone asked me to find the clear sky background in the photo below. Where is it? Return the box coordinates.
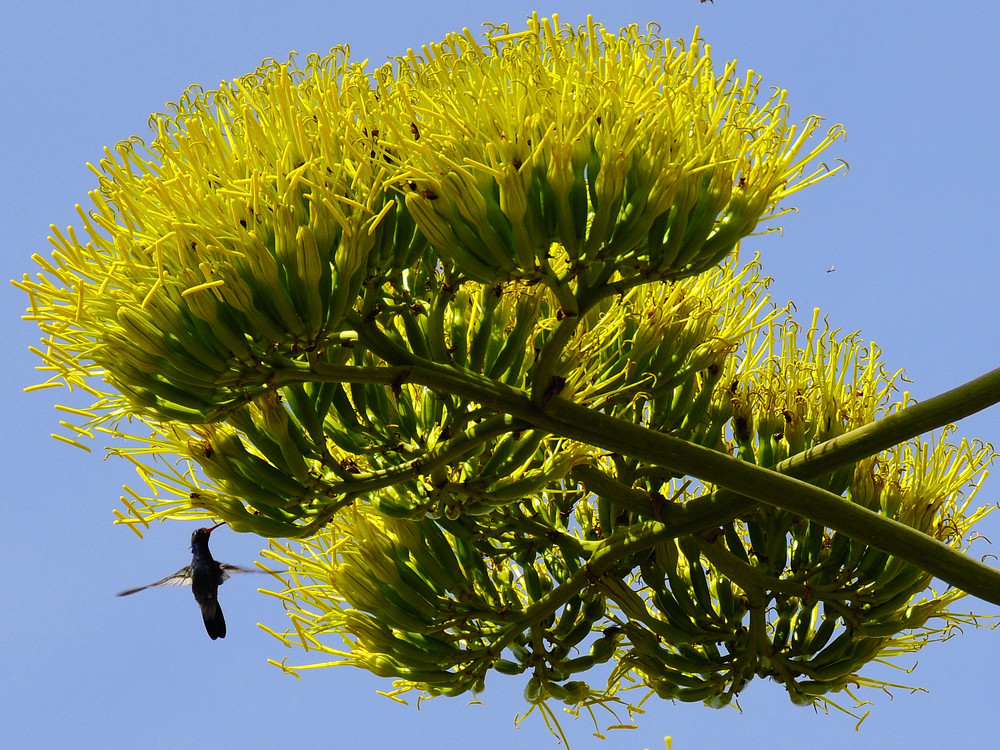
[4,1,1000,748]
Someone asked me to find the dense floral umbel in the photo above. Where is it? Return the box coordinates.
[14,13,998,739]
[100,252,773,533]
[384,15,843,295]
[259,311,995,717]
[17,48,415,424]
[15,14,842,426]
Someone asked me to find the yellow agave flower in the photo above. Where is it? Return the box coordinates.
[16,48,415,426]
[15,13,841,429]
[383,13,843,296]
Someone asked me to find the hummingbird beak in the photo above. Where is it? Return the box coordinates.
[207,521,227,533]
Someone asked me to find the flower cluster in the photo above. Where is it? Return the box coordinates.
[16,12,991,737]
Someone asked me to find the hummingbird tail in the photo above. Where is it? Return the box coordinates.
[202,602,227,640]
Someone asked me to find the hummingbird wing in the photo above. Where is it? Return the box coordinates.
[217,562,278,583]
[116,566,194,596]
[117,563,277,595]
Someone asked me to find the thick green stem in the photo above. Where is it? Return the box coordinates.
[784,365,1000,475]
[322,413,525,497]
[273,362,412,387]
[529,313,579,406]
[571,464,659,519]
[680,366,1000,535]
[541,396,1000,606]
[399,359,1000,606]
[277,337,1000,605]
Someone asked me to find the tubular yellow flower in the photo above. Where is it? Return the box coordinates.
[15,13,842,428]
[18,49,408,424]
[380,13,844,292]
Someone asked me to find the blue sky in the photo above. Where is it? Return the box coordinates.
[4,1,1000,748]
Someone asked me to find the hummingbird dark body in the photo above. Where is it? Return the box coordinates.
[117,522,260,640]
[190,525,228,639]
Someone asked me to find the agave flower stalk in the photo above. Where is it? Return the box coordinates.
[15,11,1000,735]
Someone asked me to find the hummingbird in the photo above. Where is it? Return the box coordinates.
[117,522,259,640]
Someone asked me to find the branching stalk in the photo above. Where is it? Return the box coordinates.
[394,357,1000,605]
